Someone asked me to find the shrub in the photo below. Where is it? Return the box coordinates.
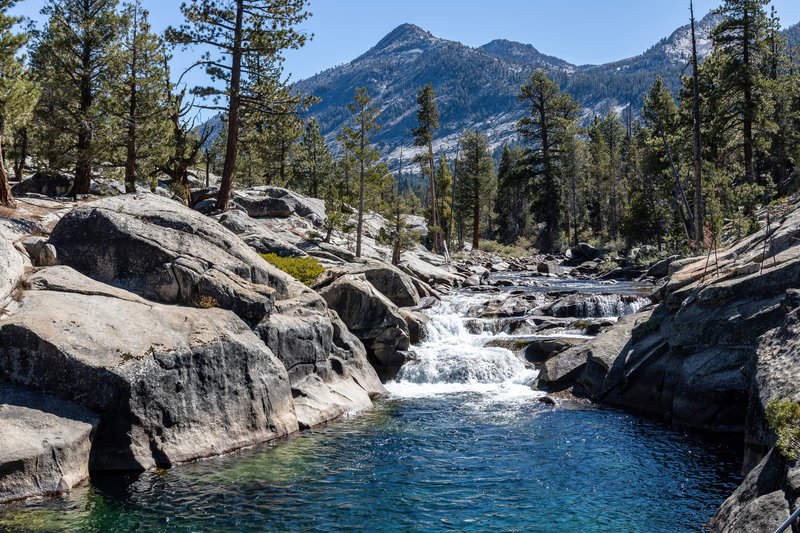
[190,295,219,309]
[479,240,530,258]
[260,253,325,286]
[766,398,800,460]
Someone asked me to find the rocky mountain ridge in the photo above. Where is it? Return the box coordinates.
[291,14,799,166]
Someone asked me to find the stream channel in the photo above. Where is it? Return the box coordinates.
[0,273,743,532]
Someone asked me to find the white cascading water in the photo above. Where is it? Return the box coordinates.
[552,294,652,319]
[386,294,541,399]
[589,294,651,318]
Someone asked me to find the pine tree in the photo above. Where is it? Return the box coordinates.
[116,1,168,193]
[0,0,37,208]
[160,51,212,203]
[434,154,452,245]
[494,145,529,245]
[711,0,770,184]
[32,0,121,195]
[167,0,310,211]
[641,76,688,248]
[454,130,494,250]
[338,87,390,258]
[690,0,704,248]
[560,135,588,247]
[412,83,444,254]
[294,119,334,198]
[518,70,580,250]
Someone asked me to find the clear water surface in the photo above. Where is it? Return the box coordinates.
[0,277,742,533]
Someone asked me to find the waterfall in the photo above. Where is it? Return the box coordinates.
[387,295,539,398]
[550,293,651,318]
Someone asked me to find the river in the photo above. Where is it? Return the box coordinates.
[0,275,742,532]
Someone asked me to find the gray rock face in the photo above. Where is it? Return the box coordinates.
[20,236,57,267]
[400,255,461,287]
[537,261,562,275]
[254,279,385,428]
[569,242,603,262]
[11,171,73,198]
[0,382,98,503]
[745,291,800,467]
[233,187,326,225]
[0,237,24,306]
[319,274,411,381]
[352,262,420,308]
[0,266,298,471]
[711,449,796,533]
[646,254,682,279]
[218,209,307,258]
[49,194,289,322]
[233,190,293,218]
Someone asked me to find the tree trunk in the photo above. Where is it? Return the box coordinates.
[0,119,15,209]
[356,120,365,258]
[180,167,190,206]
[356,162,364,258]
[205,150,210,188]
[216,0,244,211]
[472,189,480,250]
[539,96,555,250]
[74,30,94,196]
[428,139,439,253]
[125,89,137,193]
[690,0,704,248]
[743,6,756,184]
[14,128,27,182]
[125,13,138,194]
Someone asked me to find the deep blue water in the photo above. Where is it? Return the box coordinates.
[0,393,741,533]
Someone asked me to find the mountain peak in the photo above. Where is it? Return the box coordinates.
[373,23,436,50]
[479,39,575,72]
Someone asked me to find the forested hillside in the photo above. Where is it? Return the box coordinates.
[294,13,728,159]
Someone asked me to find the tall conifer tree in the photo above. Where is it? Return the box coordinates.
[167,0,310,210]
[33,0,120,195]
[0,0,37,208]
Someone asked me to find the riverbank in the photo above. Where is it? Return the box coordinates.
[1,182,798,531]
[0,284,742,532]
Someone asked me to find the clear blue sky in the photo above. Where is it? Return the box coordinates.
[11,0,800,83]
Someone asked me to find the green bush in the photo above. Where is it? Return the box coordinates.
[479,240,531,258]
[260,253,325,286]
[766,398,800,460]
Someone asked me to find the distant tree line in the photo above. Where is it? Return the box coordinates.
[489,0,800,254]
[2,0,799,264]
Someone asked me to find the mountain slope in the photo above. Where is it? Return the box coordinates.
[294,14,730,163]
[288,13,800,168]
[294,23,532,162]
[786,21,800,48]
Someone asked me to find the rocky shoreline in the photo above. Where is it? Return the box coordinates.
[537,198,800,532]
[1,182,798,531]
